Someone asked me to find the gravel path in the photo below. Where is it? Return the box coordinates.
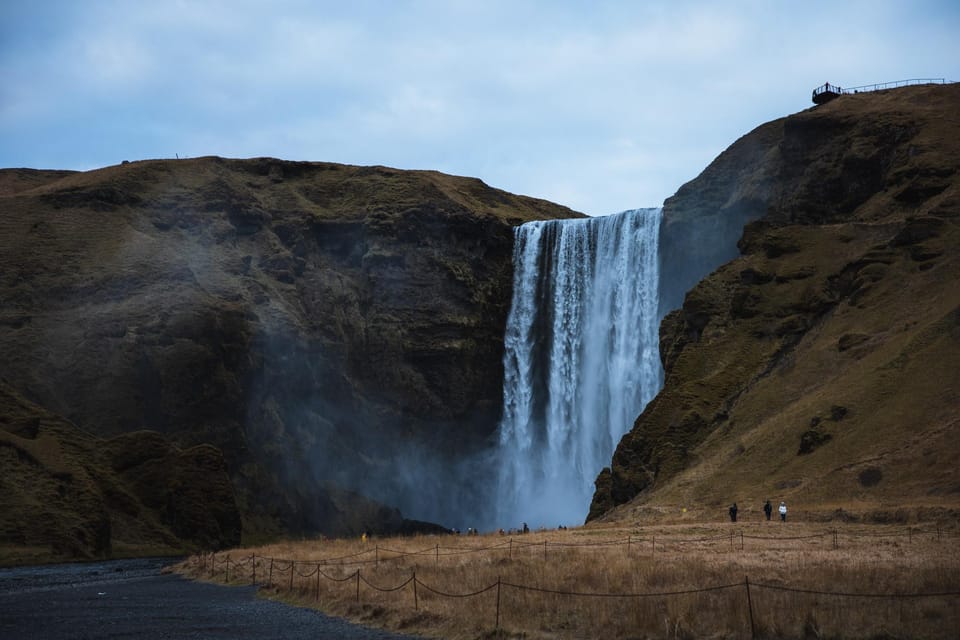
[0,558,423,639]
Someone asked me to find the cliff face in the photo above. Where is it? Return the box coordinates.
[0,158,581,548]
[591,84,960,522]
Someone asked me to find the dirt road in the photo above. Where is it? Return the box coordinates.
[0,557,421,639]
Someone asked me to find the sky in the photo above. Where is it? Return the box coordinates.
[2,1,958,216]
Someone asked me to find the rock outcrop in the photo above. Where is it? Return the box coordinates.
[0,158,581,550]
[591,83,960,521]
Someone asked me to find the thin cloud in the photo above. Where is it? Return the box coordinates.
[1,1,958,214]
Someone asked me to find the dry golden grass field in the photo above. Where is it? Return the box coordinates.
[175,518,960,639]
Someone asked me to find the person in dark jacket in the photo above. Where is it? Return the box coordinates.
[763,500,773,521]
[729,503,738,522]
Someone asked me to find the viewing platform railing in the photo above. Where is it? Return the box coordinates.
[812,78,950,104]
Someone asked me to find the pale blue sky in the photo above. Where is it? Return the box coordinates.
[2,1,958,215]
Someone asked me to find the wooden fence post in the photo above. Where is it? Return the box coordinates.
[495,576,502,630]
[316,564,321,602]
[289,562,294,592]
[251,554,256,585]
[745,576,756,640]
[413,571,418,610]
[269,558,274,585]
[355,570,360,602]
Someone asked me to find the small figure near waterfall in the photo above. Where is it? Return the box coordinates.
[763,500,773,521]
[728,503,738,523]
[779,501,787,522]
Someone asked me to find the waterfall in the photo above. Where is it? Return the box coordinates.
[494,208,663,529]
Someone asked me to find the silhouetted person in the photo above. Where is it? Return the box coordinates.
[763,500,773,521]
[522,522,529,534]
[729,503,738,522]
[779,501,787,522]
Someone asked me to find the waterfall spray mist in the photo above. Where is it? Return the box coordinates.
[494,208,663,529]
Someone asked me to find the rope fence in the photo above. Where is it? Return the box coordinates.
[197,525,953,576]
[191,525,958,638]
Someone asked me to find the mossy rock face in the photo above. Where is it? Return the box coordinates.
[0,382,240,561]
[829,405,848,421]
[161,445,242,549]
[798,429,832,455]
[592,84,960,521]
[890,216,945,246]
[104,435,242,549]
[859,467,883,487]
[837,333,871,354]
[739,267,774,285]
[105,431,172,473]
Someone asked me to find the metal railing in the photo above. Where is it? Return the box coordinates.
[842,77,947,93]
[813,78,949,102]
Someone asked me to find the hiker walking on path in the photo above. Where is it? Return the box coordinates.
[729,503,738,522]
[763,500,772,521]
[779,501,787,522]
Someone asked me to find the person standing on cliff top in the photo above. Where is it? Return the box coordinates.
[729,503,738,522]
[763,500,773,521]
[779,501,787,522]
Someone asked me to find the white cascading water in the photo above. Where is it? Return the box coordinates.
[495,208,663,529]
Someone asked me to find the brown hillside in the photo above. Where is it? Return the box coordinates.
[0,380,240,563]
[591,83,960,523]
[0,157,582,551]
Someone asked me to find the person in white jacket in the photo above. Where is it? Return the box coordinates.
[779,501,787,522]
